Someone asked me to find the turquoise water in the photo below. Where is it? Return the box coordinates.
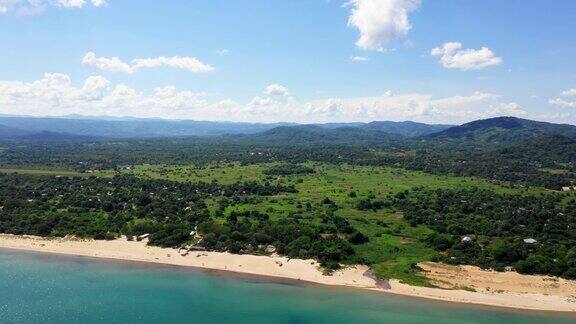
[0,250,575,324]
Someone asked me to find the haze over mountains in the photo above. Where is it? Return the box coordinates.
[0,115,453,140]
[1,115,576,145]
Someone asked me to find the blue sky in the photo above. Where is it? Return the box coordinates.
[0,0,575,124]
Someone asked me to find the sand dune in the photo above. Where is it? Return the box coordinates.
[1,234,575,312]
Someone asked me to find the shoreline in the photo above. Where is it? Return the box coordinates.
[1,234,575,313]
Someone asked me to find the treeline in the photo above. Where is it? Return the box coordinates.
[0,139,372,171]
[391,187,576,278]
[1,134,575,190]
[376,135,576,190]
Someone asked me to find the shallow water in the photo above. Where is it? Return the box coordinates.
[0,249,574,323]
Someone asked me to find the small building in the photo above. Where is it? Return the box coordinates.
[523,238,537,244]
[461,236,473,243]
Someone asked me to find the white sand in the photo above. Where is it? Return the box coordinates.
[1,234,575,312]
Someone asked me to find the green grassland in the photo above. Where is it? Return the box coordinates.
[125,163,539,285]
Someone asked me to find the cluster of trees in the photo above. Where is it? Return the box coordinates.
[392,187,576,278]
[356,198,390,211]
[0,173,293,241]
[0,172,369,269]
[198,215,358,269]
[263,164,315,176]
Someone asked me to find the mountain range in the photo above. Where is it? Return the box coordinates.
[0,115,575,146]
[0,116,452,140]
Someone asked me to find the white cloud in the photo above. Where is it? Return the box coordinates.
[300,91,525,124]
[264,83,289,96]
[548,88,576,109]
[82,52,214,74]
[561,88,576,96]
[0,73,214,118]
[90,0,105,6]
[549,98,576,109]
[81,75,110,100]
[347,0,420,51]
[431,42,503,71]
[131,56,214,73]
[0,73,532,124]
[82,52,132,73]
[351,55,369,62]
[0,0,104,14]
[56,0,85,8]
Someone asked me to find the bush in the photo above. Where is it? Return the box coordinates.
[348,231,369,244]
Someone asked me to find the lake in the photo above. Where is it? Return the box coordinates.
[0,249,574,323]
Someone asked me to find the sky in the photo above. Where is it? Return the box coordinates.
[0,0,575,125]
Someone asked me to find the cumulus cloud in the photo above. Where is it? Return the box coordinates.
[0,0,105,14]
[347,0,420,51]
[300,91,525,124]
[0,73,215,118]
[549,98,576,109]
[81,75,110,100]
[82,52,132,73]
[561,88,576,97]
[264,83,289,96]
[431,42,502,71]
[56,0,86,8]
[0,73,531,124]
[548,88,576,109]
[82,52,214,74]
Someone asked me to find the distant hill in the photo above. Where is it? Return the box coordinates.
[241,125,403,145]
[360,121,452,137]
[426,117,576,144]
[0,116,289,139]
[314,121,452,137]
[0,124,98,142]
[0,124,30,138]
[18,131,98,141]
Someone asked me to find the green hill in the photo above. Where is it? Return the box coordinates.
[426,116,576,144]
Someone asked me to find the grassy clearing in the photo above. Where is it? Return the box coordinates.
[127,164,265,184]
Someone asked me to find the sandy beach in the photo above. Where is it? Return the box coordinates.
[1,234,575,312]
